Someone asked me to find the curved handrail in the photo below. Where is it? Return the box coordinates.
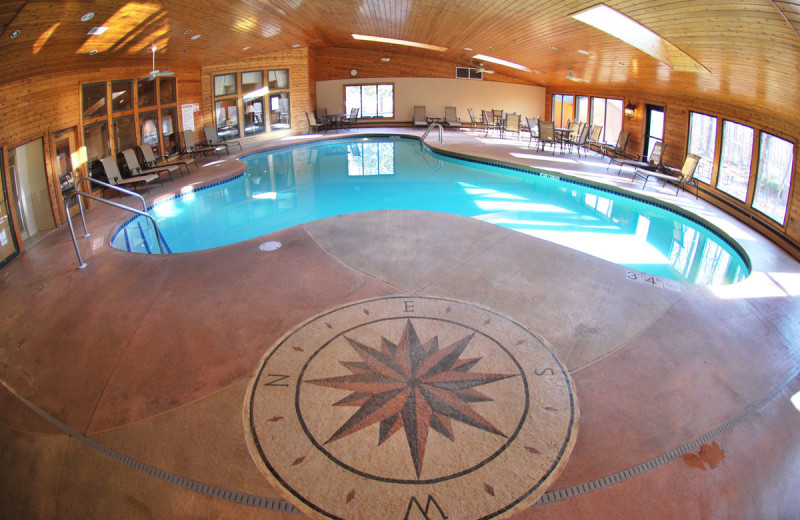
[420,123,444,145]
[65,178,166,269]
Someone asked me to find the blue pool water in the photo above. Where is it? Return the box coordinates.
[111,136,749,285]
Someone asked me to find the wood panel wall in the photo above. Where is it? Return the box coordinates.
[545,87,800,256]
[314,48,528,85]
[0,64,202,236]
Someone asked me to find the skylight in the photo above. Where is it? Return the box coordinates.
[571,4,707,72]
[352,34,447,52]
[472,53,533,72]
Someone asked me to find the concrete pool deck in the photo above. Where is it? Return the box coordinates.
[1,127,799,519]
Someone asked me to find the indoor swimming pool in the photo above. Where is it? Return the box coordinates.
[110,136,749,285]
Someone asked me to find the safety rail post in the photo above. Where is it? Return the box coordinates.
[66,178,166,269]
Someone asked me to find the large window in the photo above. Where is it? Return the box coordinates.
[242,71,266,136]
[753,132,794,224]
[575,96,589,124]
[345,84,394,118]
[552,94,575,127]
[717,120,754,202]
[111,80,133,112]
[82,83,107,119]
[644,105,664,157]
[688,112,717,184]
[269,93,290,131]
[591,97,623,144]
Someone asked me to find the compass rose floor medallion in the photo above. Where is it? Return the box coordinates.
[245,296,579,520]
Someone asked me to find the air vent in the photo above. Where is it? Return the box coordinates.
[455,67,483,80]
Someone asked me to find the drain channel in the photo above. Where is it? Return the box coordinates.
[2,367,798,512]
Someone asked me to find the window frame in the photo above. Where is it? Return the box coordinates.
[344,83,395,119]
[687,111,718,186]
[716,119,755,203]
[752,130,795,226]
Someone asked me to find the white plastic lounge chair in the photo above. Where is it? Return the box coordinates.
[122,149,176,183]
[139,145,193,176]
[100,156,159,195]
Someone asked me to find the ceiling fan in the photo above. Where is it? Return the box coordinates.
[476,62,496,74]
[565,68,588,82]
[142,44,174,80]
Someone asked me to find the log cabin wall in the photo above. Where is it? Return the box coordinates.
[545,87,800,257]
[199,48,313,140]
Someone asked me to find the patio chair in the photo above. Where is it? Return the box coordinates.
[633,153,702,197]
[204,126,242,153]
[466,108,481,130]
[503,113,521,140]
[139,144,194,176]
[538,120,558,154]
[610,141,667,175]
[564,123,591,157]
[526,117,540,148]
[306,111,329,133]
[481,110,495,134]
[444,106,462,129]
[122,149,177,183]
[100,156,160,195]
[587,124,603,152]
[344,107,359,129]
[600,130,631,159]
[181,130,223,159]
[413,106,428,127]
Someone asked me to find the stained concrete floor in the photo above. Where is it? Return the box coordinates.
[1,128,799,519]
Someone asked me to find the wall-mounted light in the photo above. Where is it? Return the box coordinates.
[624,101,637,119]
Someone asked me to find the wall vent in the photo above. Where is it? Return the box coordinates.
[455,67,483,80]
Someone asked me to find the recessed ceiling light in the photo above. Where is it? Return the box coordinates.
[181,49,187,53]
[381,57,390,62]
[550,46,558,50]
[291,43,301,48]
[80,12,95,22]
[352,34,447,52]
[89,50,98,55]
[464,47,472,51]
[10,29,20,38]
[618,61,625,65]
[87,26,108,35]
[243,46,250,50]
[184,29,191,34]
[191,34,201,40]
[578,49,590,55]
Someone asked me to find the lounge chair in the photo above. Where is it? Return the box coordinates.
[139,144,194,176]
[538,120,558,154]
[610,141,667,175]
[122,149,176,183]
[633,153,702,197]
[182,129,223,159]
[600,130,631,159]
[100,156,160,195]
[480,110,494,134]
[503,113,521,140]
[413,106,428,128]
[444,106,462,129]
[306,111,329,133]
[564,123,591,157]
[204,126,242,153]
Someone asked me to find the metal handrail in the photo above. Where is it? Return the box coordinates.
[66,177,166,269]
[420,122,444,145]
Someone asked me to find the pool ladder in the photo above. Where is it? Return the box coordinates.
[66,177,167,269]
[420,122,444,146]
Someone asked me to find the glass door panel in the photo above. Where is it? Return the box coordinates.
[644,105,664,158]
[140,110,161,158]
[215,99,240,139]
[161,107,179,157]
[0,150,20,268]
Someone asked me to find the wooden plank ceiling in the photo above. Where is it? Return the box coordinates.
[2,0,800,120]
